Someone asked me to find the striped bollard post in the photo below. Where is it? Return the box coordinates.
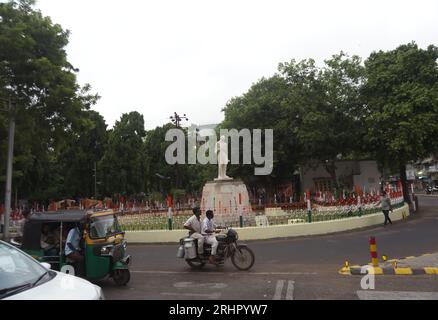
[370,237,379,267]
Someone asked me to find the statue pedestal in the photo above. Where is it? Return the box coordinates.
[214,177,233,181]
[201,179,251,216]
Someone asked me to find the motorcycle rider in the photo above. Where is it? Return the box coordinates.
[183,207,204,255]
[202,210,225,264]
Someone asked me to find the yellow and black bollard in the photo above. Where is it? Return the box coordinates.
[369,237,379,267]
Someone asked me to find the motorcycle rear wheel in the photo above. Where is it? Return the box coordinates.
[186,260,206,269]
[231,246,255,271]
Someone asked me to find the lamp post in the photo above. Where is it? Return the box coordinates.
[169,112,188,128]
[155,173,172,229]
[1,98,16,240]
[169,112,188,189]
[93,162,101,200]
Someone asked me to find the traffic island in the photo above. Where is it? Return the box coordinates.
[339,252,438,276]
[126,204,410,243]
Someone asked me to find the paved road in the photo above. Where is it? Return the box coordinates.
[100,195,438,300]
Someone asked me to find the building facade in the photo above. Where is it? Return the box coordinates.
[300,160,381,193]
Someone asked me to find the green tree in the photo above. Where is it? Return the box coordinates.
[362,42,438,202]
[99,112,146,196]
[143,123,215,198]
[58,110,108,198]
[279,54,365,188]
[221,54,365,195]
[222,74,300,195]
[0,0,99,202]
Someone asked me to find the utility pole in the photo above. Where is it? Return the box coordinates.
[94,161,97,200]
[2,98,16,240]
[169,112,188,189]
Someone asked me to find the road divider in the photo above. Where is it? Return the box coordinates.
[339,250,438,276]
[340,266,438,275]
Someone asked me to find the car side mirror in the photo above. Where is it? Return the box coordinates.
[41,262,51,270]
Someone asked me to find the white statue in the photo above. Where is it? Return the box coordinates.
[215,135,232,180]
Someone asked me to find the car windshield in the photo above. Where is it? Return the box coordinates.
[0,241,47,294]
[89,215,122,239]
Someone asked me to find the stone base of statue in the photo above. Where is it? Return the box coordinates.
[214,176,233,181]
[201,179,252,216]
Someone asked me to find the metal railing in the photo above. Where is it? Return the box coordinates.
[117,199,405,231]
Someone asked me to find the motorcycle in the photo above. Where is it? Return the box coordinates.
[177,228,255,271]
[426,186,438,194]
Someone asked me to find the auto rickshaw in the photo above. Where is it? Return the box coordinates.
[19,209,131,286]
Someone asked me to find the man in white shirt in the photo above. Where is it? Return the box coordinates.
[202,210,224,264]
[183,207,204,255]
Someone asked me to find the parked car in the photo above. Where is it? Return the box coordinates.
[0,240,104,300]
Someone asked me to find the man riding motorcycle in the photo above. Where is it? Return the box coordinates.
[183,207,204,255]
[178,210,256,271]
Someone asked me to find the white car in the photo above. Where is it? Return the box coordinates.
[0,240,104,300]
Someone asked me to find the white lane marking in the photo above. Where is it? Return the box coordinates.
[357,291,438,300]
[131,270,317,275]
[285,280,295,300]
[273,280,285,300]
[174,282,228,289]
[161,292,222,299]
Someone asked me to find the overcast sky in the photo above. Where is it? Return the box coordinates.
[34,0,438,130]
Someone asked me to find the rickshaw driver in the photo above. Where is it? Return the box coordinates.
[64,223,85,276]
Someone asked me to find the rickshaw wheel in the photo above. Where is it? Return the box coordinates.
[113,269,130,286]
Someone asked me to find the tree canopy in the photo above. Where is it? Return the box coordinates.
[2,2,438,205]
[362,42,438,201]
[0,0,99,203]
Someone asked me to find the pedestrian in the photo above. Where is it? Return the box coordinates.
[379,191,393,226]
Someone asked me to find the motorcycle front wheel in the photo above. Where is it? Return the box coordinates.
[231,245,255,271]
[186,260,206,269]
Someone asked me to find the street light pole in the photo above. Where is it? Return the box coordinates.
[3,98,16,240]
[94,161,97,200]
[169,112,188,188]
[169,112,188,128]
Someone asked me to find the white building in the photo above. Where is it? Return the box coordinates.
[300,160,381,193]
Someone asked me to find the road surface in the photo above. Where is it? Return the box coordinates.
[99,195,438,300]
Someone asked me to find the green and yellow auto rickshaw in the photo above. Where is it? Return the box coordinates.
[20,209,131,286]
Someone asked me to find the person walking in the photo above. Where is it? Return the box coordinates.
[379,191,393,226]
